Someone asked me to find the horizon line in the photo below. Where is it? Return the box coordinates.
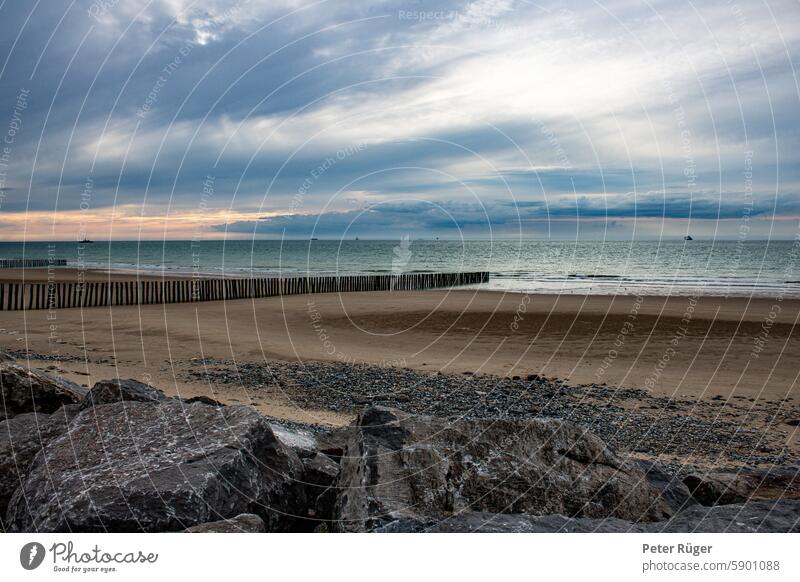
[0,238,796,243]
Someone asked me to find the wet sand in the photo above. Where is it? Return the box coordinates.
[0,267,188,283]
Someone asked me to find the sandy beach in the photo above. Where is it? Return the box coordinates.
[2,267,798,467]
[1,271,798,431]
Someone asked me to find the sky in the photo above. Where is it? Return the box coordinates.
[0,0,798,241]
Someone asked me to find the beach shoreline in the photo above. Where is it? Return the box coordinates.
[0,267,196,283]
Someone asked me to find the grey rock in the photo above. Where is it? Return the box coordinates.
[316,426,356,462]
[302,452,340,522]
[0,405,79,528]
[271,424,318,459]
[372,518,436,533]
[636,460,697,512]
[684,472,749,505]
[426,512,638,533]
[303,452,340,484]
[684,467,800,506]
[425,500,800,533]
[335,407,671,532]
[182,395,224,407]
[6,400,305,532]
[649,500,800,532]
[0,362,87,420]
[1,413,49,521]
[80,378,167,409]
[281,425,346,524]
[184,513,265,533]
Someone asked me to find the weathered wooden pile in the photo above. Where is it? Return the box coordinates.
[0,271,489,311]
[0,259,67,268]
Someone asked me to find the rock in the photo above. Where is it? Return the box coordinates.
[425,500,800,533]
[271,424,318,459]
[786,419,800,427]
[745,467,800,499]
[334,407,671,532]
[0,362,87,420]
[269,423,342,523]
[635,460,697,512]
[80,378,167,409]
[316,426,356,461]
[684,467,800,506]
[6,400,305,532]
[425,512,638,533]
[650,500,800,532]
[301,452,340,522]
[182,395,225,407]
[684,473,749,505]
[303,452,340,484]
[184,513,265,533]
[0,350,13,363]
[0,405,79,526]
[1,413,51,520]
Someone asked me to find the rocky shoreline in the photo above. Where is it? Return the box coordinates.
[2,352,799,533]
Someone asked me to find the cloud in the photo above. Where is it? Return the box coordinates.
[216,188,799,240]
[0,0,798,239]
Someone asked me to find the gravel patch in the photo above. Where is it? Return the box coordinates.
[186,360,797,470]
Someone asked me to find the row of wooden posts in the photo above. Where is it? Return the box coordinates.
[0,272,489,311]
[0,259,67,269]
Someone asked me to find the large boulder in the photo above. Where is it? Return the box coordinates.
[0,362,86,420]
[684,467,800,506]
[334,407,671,532]
[5,400,305,532]
[184,513,265,533]
[0,405,79,522]
[80,378,167,410]
[425,500,800,533]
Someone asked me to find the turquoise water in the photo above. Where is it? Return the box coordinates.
[1,240,799,297]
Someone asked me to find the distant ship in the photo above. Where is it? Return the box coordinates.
[684,235,693,241]
[79,237,94,243]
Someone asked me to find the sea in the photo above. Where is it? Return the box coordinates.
[1,239,799,298]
